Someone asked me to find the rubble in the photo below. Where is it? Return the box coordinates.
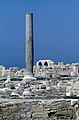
[0,99,76,120]
[0,60,79,119]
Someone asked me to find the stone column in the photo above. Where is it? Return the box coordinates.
[26,13,34,74]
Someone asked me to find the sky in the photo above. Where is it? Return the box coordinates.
[0,0,79,68]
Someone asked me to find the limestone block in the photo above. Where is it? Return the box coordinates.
[9,105,20,113]
[2,107,8,112]
[0,117,2,120]
[7,113,20,120]
[3,109,11,116]
[32,112,48,119]
[32,105,43,113]
[55,110,72,117]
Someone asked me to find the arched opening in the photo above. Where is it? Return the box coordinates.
[44,61,48,66]
[38,62,42,66]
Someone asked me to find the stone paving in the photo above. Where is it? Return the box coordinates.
[0,99,77,120]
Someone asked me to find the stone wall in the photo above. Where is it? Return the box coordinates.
[0,99,77,120]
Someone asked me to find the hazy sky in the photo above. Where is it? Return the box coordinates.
[0,0,79,68]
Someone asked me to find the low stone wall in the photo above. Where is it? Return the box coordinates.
[0,99,76,120]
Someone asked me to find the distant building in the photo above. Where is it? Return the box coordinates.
[0,65,5,77]
[36,60,55,69]
[34,60,79,78]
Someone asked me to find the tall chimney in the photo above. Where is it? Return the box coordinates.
[26,13,33,74]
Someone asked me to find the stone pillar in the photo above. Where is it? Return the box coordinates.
[26,13,33,74]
